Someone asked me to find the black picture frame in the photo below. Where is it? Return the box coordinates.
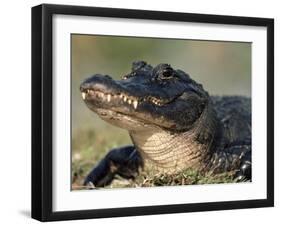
[31,3,274,222]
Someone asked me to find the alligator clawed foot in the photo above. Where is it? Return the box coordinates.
[234,161,252,182]
[84,146,143,188]
[84,181,96,189]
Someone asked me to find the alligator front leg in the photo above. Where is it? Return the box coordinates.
[207,141,251,181]
[84,145,143,188]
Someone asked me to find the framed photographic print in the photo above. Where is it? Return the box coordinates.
[31,4,274,221]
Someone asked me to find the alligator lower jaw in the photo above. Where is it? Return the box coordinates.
[91,107,161,132]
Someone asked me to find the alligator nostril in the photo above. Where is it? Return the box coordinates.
[80,85,87,92]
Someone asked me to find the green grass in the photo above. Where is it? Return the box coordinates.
[106,167,236,189]
[71,128,236,190]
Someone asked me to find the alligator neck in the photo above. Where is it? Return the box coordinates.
[129,102,219,172]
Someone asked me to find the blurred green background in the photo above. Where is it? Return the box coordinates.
[71,34,251,188]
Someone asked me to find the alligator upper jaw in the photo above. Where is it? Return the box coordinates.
[80,86,174,110]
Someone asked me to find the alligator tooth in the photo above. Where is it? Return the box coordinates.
[133,100,138,109]
[128,99,132,104]
[82,92,86,100]
[123,96,127,102]
[107,94,111,102]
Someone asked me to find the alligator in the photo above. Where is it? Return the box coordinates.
[80,61,251,187]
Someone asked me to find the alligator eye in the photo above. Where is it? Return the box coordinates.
[163,70,172,77]
[160,67,174,79]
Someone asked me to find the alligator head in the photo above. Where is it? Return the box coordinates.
[80,61,217,171]
[80,61,209,131]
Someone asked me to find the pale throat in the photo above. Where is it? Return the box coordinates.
[129,105,218,172]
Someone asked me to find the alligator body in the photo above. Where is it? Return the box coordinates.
[80,61,251,187]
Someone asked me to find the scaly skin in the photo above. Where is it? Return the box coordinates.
[80,61,251,187]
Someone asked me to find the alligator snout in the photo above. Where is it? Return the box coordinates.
[80,74,115,93]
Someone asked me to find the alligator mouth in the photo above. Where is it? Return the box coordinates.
[81,88,175,110]
[80,76,185,130]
